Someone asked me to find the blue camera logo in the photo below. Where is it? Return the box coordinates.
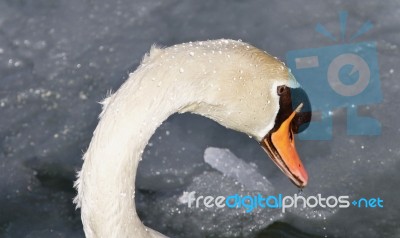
[286,11,382,140]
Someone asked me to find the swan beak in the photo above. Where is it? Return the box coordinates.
[260,110,308,188]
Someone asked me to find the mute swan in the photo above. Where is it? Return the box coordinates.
[74,39,311,238]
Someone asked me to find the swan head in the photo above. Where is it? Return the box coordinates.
[259,84,311,188]
[181,42,312,188]
[227,74,311,188]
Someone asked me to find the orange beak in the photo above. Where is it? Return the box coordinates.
[260,110,308,188]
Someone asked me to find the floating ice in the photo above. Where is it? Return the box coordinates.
[204,147,274,193]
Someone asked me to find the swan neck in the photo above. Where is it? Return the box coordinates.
[80,74,184,237]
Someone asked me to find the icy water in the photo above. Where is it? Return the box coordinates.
[1,0,399,237]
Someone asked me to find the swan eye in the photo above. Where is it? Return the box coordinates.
[272,85,312,134]
[277,85,289,96]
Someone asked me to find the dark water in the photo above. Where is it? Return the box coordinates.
[0,0,399,237]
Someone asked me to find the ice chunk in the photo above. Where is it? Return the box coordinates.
[204,147,274,193]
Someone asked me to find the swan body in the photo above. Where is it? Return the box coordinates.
[74,39,311,238]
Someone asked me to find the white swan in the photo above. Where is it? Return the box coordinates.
[74,39,312,238]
